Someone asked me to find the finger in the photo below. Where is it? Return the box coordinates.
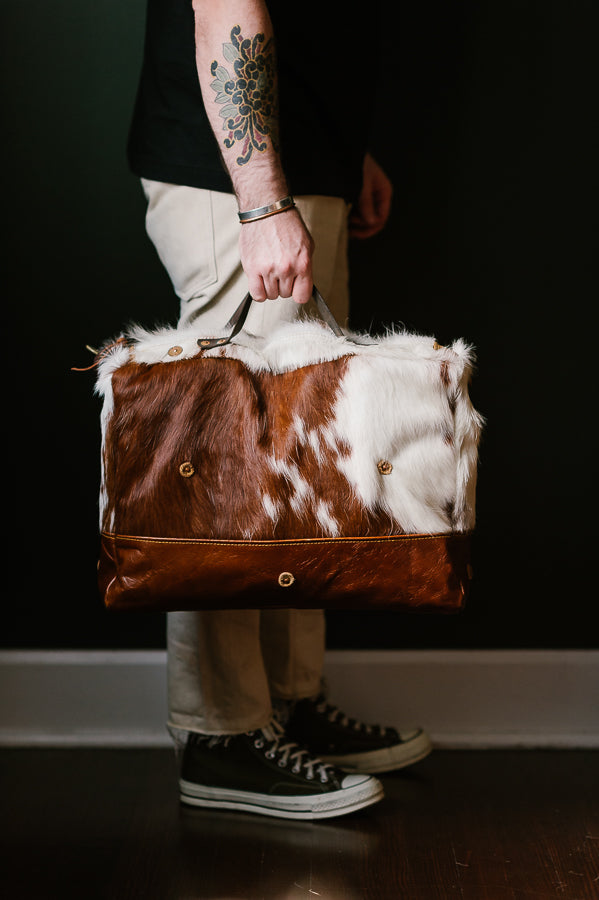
[263,276,280,300]
[348,205,388,239]
[373,185,392,227]
[291,273,313,304]
[348,217,376,240]
[277,275,295,299]
[248,275,267,302]
[358,191,376,227]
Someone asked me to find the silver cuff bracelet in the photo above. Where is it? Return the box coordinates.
[238,195,296,223]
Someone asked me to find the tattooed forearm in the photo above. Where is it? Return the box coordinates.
[210,25,279,166]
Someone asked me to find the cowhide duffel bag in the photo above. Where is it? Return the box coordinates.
[93,288,483,613]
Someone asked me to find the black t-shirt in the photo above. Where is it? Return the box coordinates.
[127,1,380,204]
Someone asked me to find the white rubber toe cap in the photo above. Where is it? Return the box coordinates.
[340,773,378,789]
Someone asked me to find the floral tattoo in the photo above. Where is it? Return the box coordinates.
[210,25,279,166]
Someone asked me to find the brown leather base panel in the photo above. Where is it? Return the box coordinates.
[98,532,473,614]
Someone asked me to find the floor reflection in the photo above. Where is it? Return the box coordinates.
[176,802,385,899]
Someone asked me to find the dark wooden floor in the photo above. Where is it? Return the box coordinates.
[1,748,597,899]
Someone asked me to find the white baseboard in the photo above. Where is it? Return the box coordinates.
[0,649,597,749]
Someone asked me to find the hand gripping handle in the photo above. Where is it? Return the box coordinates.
[196,286,347,350]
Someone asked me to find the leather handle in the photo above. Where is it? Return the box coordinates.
[196,286,346,350]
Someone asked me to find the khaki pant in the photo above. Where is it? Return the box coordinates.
[141,180,351,735]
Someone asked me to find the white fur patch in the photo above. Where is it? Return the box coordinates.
[315,500,340,537]
[261,494,281,522]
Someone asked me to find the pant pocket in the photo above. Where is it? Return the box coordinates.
[141,179,218,302]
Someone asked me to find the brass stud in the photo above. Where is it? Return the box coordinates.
[168,345,183,357]
[199,340,212,348]
[278,572,295,587]
[377,459,393,475]
[179,461,195,478]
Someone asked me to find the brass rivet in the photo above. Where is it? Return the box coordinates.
[377,459,393,475]
[278,572,295,587]
[218,339,227,345]
[179,461,195,478]
[199,340,212,347]
[168,345,183,357]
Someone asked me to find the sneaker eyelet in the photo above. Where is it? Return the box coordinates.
[292,764,301,774]
[305,772,314,781]
[254,738,265,749]
[265,750,276,759]
[277,758,287,768]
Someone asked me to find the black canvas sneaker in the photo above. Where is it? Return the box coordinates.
[283,695,433,774]
[179,719,384,820]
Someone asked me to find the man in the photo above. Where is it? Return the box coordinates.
[127,0,432,820]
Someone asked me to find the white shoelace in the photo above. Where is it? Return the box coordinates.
[315,699,387,736]
[255,719,334,783]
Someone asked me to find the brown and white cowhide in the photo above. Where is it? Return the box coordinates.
[96,317,483,542]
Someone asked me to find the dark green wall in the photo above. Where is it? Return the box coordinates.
[4,2,597,649]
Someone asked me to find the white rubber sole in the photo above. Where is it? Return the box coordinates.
[318,729,433,774]
[179,774,384,820]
